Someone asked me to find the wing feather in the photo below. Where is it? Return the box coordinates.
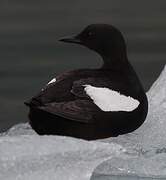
[38,100,98,123]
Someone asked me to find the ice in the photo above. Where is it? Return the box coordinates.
[0,65,166,180]
[0,124,124,180]
[2,123,35,136]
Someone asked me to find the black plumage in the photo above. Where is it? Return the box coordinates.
[25,24,148,140]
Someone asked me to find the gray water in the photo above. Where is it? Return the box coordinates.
[0,0,166,132]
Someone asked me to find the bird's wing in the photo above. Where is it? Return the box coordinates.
[71,77,124,98]
[37,77,125,123]
[26,74,132,123]
[25,70,79,106]
[38,99,98,123]
[25,70,115,106]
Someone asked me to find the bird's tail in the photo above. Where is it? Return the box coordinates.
[24,98,43,107]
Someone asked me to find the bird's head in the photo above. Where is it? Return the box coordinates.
[59,24,127,59]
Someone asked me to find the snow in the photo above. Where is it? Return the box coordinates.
[84,85,139,112]
[0,65,166,180]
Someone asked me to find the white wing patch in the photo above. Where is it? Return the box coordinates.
[47,78,56,85]
[84,85,140,112]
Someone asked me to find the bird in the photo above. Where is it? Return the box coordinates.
[24,24,148,140]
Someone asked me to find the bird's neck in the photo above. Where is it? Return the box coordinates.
[101,54,129,70]
[99,44,129,69]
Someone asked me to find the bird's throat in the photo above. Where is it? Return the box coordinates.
[101,55,128,70]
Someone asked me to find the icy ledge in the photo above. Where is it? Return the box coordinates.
[0,126,124,180]
[0,65,166,180]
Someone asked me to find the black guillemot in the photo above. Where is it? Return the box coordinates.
[25,24,148,140]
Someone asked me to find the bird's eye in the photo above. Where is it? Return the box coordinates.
[88,31,93,36]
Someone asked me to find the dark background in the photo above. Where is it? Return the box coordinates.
[0,0,165,132]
